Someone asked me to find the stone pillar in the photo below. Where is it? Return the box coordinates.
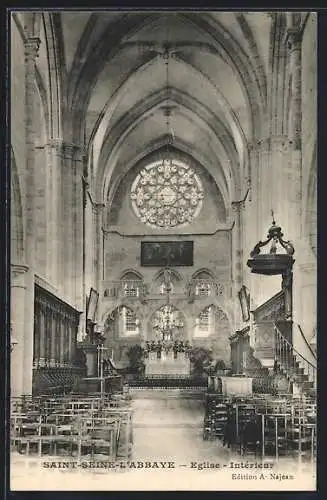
[295,260,316,359]
[287,27,303,336]
[44,140,64,290]
[257,138,272,233]
[287,29,303,238]
[231,201,244,330]
[22,36,40,395]
[72,147,86,338]
[247,139,269,310]
[11,265,29,397]
[93,203,105,293]
[62,143,75,301]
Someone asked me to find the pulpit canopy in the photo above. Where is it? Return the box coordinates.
[247,214,295,276]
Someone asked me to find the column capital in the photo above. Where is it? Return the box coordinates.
[92,202,106,215]
[11,264,29,288]
[11,263,29,276]
[24,37,41,61]
[231,200,245,212]
[62,142,86,160]
[286,27,303,50]
[250,135,291,152]
[45,140,86,160]
[231,188,250,212]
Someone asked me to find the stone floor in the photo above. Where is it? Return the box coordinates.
[10,390,316,491]
[131,390,232,462]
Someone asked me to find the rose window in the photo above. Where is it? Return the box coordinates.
[130,159,204,228]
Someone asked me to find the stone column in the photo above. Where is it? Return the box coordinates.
[44,140,64,289]
[287,27,303,337]
[257,138,272,234]
[93,203,105,293]
[231,200,244,330]
[22,36,40,395]
[11,265,29,397]
[62,143,75,302]
[286,28,303,238]
[295,259,316,360]
[246,139,268,310]
[72,147,86,338]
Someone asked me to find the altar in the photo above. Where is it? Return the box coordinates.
[145,352,191,377]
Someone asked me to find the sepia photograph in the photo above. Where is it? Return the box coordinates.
[9,9,317,491]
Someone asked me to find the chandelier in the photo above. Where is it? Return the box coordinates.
[153,270,183,342]
[153,304,183,342]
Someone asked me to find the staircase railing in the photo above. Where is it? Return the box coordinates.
[273,323,317,390]
[297,323,317,360]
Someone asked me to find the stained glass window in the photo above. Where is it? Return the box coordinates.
[121,306,138,335]
[130,159,204,228]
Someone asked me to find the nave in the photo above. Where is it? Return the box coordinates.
[10,388,316,491]
[10,10,317,492]
[132,389,230,462]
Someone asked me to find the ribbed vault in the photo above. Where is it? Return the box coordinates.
[32,11,276,212]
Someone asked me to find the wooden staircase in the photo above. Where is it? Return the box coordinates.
[273,323,316,397]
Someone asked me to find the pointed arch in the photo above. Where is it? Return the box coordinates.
[192,268,216,280]
[104,304,140,338]
[120,269,144,281]
[152,267,184,283]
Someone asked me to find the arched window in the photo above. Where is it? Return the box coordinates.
[120,271,143,298]
[192,270,215,298]
[195,282,211,297]
[195,306,214,336]
[120,306,139,336]
[123,283,139,297]
[105,306,140,337]
[130,159,204,228]
[152,268,182,295]
[194,305,228,338]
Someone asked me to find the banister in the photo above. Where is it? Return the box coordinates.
[274,323,317,371]
[297,324,317,360]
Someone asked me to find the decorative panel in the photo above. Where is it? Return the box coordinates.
[141,241,193,267]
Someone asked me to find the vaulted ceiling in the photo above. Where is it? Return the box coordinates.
[36,11,277,208]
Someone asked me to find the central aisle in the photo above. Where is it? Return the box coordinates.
[131,389,232,463]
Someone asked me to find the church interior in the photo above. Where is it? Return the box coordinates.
[10,11,317,487]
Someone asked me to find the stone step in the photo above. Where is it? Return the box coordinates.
[129,388,206,399]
